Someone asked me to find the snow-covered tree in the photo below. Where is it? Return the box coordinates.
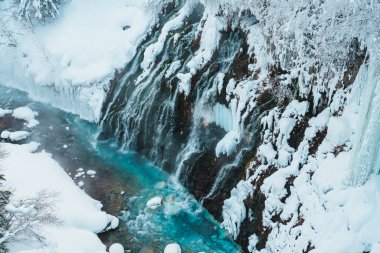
[0,146,59,250]
[0,190,60,247]
[0,147,11,252]
[0,177,11,252]
[12,0,63,23]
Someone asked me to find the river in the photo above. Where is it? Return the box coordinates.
[0,85,241,253]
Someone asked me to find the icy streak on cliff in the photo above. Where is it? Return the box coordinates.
[347,60,380,186]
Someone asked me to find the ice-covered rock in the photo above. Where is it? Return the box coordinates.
[164,243,181,253]
[146,196,163,210]
[9,131,30,141]
[106,214,119,230]
[87,170,96,175]
[13,107,39,127]
[109,243,124,253]
[1,130,11,139]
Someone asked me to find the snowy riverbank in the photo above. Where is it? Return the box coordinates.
[3,142,119,253]
[0,0,158,121]
[0,105,120,253]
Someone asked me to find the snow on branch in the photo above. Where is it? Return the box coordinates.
[12,0,63,23]
[0,190,61,248]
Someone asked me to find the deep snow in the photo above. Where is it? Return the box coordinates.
[2,141,119,253]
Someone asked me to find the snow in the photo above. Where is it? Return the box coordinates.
[109,243,124,253]
[109,215,119,230]
[164,243,181,253]
[215,130,240,157]
[1,130,11,139]
[0,108,12,117]
[165,60,182,79]
[9,131,30,141]
[323,116,352,150]
[139,0,197,83]
[146,196,163,210]
[257,143,277,165]
[185,12,227,74]
[176,73,193,96]
[1,142,119,253]
[0,0,158,122]
[86,170,96,175]
[221,180,253,239]
[13,107,39,128]
[1,131,31,141]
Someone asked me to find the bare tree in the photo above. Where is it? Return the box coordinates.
[0,145,11,252]
[0,190,61,246]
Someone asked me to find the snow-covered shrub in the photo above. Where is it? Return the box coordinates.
[12,0,63,23]
[0,175,11,252]
[0,190,60,247]
[0,146,11,252]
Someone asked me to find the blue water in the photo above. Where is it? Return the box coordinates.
[0,85,241,253]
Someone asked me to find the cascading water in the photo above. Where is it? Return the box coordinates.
[99,1,264,219]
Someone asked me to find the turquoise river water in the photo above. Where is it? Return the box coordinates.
[0,85,241,253]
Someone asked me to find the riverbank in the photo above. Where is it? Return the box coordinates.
[0,85,241,252]
[0,105,121,252]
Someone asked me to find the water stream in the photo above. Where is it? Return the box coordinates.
[0,85,241,253]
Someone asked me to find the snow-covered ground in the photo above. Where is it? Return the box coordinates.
[0,0,158,121]
[0,106,120,253]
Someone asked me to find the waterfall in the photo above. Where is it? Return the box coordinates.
[98,1,262,218]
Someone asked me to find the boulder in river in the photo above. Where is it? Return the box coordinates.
[146,196,163,210]
[109,243,124,253]
[164,243,181,253]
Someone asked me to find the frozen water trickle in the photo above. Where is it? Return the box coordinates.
[348,61,380,186]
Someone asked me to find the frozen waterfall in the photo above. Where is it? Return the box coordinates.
[348,60,380,186]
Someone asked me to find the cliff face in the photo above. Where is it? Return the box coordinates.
[97,1,380,252]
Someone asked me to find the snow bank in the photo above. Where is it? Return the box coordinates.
[8,131,30,141]
[13,107,39,128]
[2,142,119,253]
[0,0,157,122]
[1,130,30,141]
